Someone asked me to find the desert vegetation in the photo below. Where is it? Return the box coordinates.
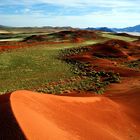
[123,59,140,69]
[59,49,120,94]
[0,45,75,94]
[0,30,139,95]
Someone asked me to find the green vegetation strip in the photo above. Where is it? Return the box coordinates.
[0,40,100,95]
[0,38,121,95]
[0,45,77,94]
[62,58,120,94]
[38,47,120,94]
[102,33,138,42]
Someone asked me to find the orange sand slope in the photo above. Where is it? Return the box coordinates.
[0,84,140,140]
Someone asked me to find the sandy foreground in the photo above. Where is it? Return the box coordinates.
[0,76,140,140]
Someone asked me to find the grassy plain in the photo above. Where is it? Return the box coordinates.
[0,31,138,94]
[102,32,137,42]
[0,40,100,94]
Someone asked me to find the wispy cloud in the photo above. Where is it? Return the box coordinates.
[0,0,139,27]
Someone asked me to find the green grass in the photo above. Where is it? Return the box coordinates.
[57,48,121,94]
[0,32,125,95]
[0,40,102,94]
[102,33,138,42]
[80,40,103,45]
[37,68,121,95]
[0,44,77,94]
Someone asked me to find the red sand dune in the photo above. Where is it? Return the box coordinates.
[87,39,140,58]
[67,39,140,77]
[87,39,133,58]
[0,82,140,140]
[69,53,140,77]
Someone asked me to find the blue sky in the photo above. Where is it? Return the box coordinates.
[0,0,140,28]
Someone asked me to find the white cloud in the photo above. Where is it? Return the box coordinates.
[0,9,139,28]
[0,0,139,27]
[24,8,30,13]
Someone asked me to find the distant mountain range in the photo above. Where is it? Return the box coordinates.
[86,25,140,33]
[112,25,140,32]
[0,24,140,33]
[0,25,74,30]
[0,25,75,34]
[86,27,115,32]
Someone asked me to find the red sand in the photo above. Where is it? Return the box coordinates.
[0,80,140,140]
[0,41,71,51]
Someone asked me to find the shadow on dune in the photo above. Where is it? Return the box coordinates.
[0,93,26,140]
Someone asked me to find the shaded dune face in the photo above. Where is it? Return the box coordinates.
[0,93,26,140]
[92,45,127,58]
[104,39,131,47]
[0,88,140,140]
[89,39,132,58]
[23,35,47,42]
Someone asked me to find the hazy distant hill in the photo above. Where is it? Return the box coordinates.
[86,27,114,32]
[113,25,140,32]
[1,24,140,33]
[86,25,140,33]
[0,25,73,30]
[0,25,74,33]
[0,25,10,29]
